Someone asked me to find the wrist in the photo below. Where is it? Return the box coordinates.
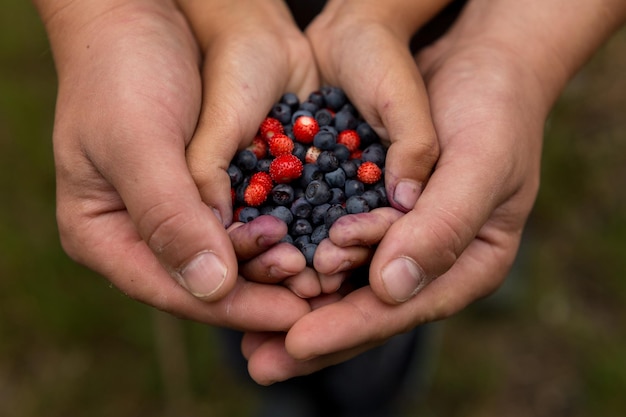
[317,0,454,42]
[176,0,300,51]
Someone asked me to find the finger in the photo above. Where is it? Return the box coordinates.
[60,206,311,330]
[367,117,533,304]
[327,208,403,247]
[313,238,372,275]
[316,28,439,212]
[243,331,378,385]
[283,267,322,298]
[284,237,516,363]
[228,215,288,260]
[80,117,239,302]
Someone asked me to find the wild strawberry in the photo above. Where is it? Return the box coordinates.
[244,182,270,206]
[357,161,382,184]
[293,115,319,144]
[270,154,303,184]
[259,117,284,141]
[350,149,363,160]
[250,171,274,193]
[247,135,267,159]
[268,134,294,157]
[305,145,322,164]
[337,129,361,152]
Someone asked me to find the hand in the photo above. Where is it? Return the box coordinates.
[179,0,319,227]
[38,0,309,331]
[241,0,626,384]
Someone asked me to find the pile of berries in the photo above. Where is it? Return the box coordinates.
[228,86,389,267]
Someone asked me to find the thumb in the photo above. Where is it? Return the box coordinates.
[101,128,238,301]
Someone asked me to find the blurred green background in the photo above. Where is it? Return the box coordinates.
[1,1,625,416]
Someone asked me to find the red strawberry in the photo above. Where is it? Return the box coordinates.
[269,154,303,184]
[268,134,294,157]
[357,161,382,184]
[247,135,267,159]
[350,149,363,160]
[250,171,274,193]
[244,182,270,206]
[292,115,319,144]
[259,117,284,141]
[305,145,322,164]
[337,129,361,152]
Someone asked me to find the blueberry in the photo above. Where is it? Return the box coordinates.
[292,142,307,162]
[340,160,359,178]
[361,189,382,209]
[238,207,260,223]
[270,205,294,225]
[300,163,324,188]
[316,151,340,172]
[235,149,258,171]
[340,102,359,117]
[269,102,292,125]
[300,243,318,267]
[256,158,272,173]
[307,91,326,108]
[291,197,313,219]
[328,187,346,205]
[325,204,347,228]
[356,122,379,148]
[320,86,347,111]
[315,108,334,127]
[227,164,243,186]
[361,143,386,167]
[291,218,313,236]
[311,224,329,244]
[271,184,295,206]
[300,100,319,114]
[333,109,358,132]
[346,195,370,214]
[333,144,351,162]
[305,180,332,205]
[375,183,389,206]
[280,92,300,112]
[260,205,274,216]
[313,130,337,151]
[325,168,346,188]
[311,203,331,225]
[345,179,365,198]
[280,234,294,245]
[294,234,311,250]
[235,178,250,205]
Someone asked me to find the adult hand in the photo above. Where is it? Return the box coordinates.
[242,0,626,384]
[36,0,309,331]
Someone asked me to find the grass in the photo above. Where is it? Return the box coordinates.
[1,1,625,416]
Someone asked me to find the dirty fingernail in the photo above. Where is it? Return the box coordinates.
[179,251,227,298]
[393,180,421,212]
[381,256,425,302]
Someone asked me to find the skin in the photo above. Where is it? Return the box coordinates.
[33,0,310,331]
[240,0,626,385]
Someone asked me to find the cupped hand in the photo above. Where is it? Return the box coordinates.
[45,1,309,331]
[243,6,551,383]
[180,0,320,227]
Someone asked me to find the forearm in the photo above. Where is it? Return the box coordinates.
[452,0,626,110]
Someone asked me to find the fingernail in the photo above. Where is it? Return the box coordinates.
[179,251,227,298]
[393,180,421,211]
[381,256,426,302]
